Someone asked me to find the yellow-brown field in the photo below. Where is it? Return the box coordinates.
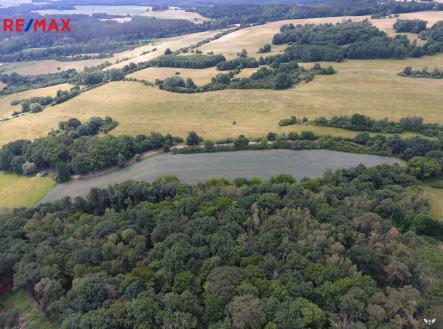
[1,52,443,144]
[0,83,72,118]
[0,59,107,76]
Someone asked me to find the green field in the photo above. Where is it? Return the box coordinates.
[416,241,443,324]
[0,289,57,329]
[423,181,443,220]
[0,173,55,208]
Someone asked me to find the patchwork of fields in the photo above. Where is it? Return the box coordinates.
[2,53,443,145]
[2,7,443,329]
[1,10,443,209]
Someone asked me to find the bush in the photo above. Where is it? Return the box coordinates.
[300,131,315,140]
[186,131,202,146]
[30,103,43,113]
[258,44,272,53]
[411,214,443,239]
[278,116,297,126]
[234,135,249,149]
[407,156,441,179]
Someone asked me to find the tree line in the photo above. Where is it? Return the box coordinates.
[313,113,443,137]
[150,54,227,69]
[216,55,259,71]
[156,62,336,93]
[12,86,81,117]
[0,62,124,96]
[400,66,443,79]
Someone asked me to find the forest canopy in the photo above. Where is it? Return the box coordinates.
[0,164,439,329]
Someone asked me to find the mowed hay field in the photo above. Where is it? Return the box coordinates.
[2,52,443,144]
[0,173,54,208]
[196,11,443,58]
[0,83,72,118]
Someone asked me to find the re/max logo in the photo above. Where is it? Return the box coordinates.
[1,18,71,32]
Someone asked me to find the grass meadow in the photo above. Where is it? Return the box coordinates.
[0,173,55,208]
[1,51,443,144]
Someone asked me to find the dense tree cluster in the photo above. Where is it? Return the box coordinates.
[150,54,226,69]
[157,62,335,93]
[0,163,440,328]
[0,69,79,96]
[12,86,81,116]
[0,117,181,181]
[313,113,443,137]
[216,56,259,71]
[0,62,124,96]
[393,19,427,34]
[350,133,443,180]
[420,20,443,44]
[399,66,443,79]
[271,20,430,61]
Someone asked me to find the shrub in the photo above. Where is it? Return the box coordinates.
[278,116,297,126]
